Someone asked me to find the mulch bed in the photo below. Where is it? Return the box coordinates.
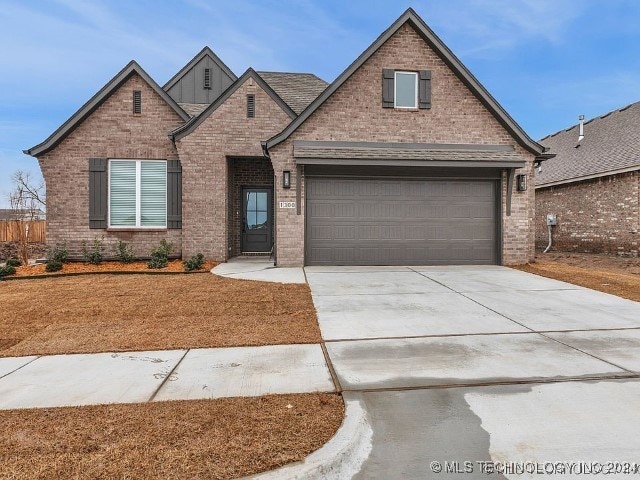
[0,273,321,357]
[515,253,640,302]
[0,393,344,480]
[10,260,217,277]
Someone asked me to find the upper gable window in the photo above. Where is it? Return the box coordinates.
[394,71,418,108]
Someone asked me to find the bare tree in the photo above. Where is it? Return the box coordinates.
[6,171,46,265]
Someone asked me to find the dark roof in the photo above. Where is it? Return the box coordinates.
[537,101,640,187]
[25,61,190,157]
[256,72,328,115]
[293,140,525,168]
[178,103,209,117]
[163,46,237,91]
[0,208,45,220]
[170,68,297,141]
[266,8,546,156]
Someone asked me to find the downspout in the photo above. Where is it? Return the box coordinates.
[262,141,276,264]
[543,224,553,253]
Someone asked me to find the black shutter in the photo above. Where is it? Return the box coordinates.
[418,70,431,109]
[382,69,394,108]
[167,160,182,229]
[89,158,108,229]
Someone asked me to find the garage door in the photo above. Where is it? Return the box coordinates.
[305,177,498,265]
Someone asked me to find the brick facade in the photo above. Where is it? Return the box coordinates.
[175,76,292,260]
[269,23,536,266]
[535,171,640,256]
[228,158,274,257]
[38,73,184,259]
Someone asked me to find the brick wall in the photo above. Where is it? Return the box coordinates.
[176,76,292,260]
[535,171,639,256]
[228,158,274,256]
[269,22,536,266]
[38,73,185,259]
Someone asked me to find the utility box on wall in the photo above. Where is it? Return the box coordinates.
[546,213,557,226]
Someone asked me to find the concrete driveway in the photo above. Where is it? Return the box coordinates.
[306,265,640,478]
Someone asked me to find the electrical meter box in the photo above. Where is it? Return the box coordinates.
[546,213,557,226]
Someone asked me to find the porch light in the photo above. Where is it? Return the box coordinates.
[516,174,527,192]
[283,170,291,189]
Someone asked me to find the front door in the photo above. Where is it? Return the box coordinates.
[242,188,272,252]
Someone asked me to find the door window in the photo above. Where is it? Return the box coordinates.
[246,191,268,229]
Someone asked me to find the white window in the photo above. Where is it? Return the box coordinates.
[394,71,418,108]
[109,160,167,228]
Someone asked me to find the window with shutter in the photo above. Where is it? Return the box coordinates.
[394,71,418,108]
[108,160,167,228]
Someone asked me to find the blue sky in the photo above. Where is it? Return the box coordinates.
[1,0,640,206]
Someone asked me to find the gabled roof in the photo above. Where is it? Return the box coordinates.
[536,101,640,187]
[24,61,190,157]
[266,8,546,156]
[170,68,297,141]
[178,103,210,117]
[257,72,328,115]
[162,46,237,91]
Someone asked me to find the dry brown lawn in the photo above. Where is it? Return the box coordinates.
[515,252,640,302]
[0,274,320,357]
[0,393,344,480]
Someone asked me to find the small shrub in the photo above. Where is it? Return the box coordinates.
[5,258,21,268]
[183,253,204,272]
[81,237,104,265]
[47,244,69,264]
[147,239,173,269]
[45,260,63,272]
[0,264,16,277]
[114,240,136,263]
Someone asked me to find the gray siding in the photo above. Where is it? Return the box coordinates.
[167,55,235,104]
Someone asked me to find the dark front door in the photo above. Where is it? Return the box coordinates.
[242,188,272,252]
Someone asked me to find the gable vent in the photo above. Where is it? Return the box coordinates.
[133,90,142,114]
[247,94,255,118]
[203,68,212,89]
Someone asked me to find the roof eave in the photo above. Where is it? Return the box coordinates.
[266,8,544,155]
[26,61,190,158]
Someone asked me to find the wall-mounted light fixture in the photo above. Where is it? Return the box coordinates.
[283,170,291,189]
[516,174,527,192]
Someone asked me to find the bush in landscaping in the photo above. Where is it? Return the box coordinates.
[0,264,16,277]
[45,260,63,272]
[183,253,204,272]
[147,239,173,269]
[81,237,104,265]
[114,240,136,263]
[46,244,69,264]
[5,258,21,268]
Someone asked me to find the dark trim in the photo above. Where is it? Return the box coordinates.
[162,46,237,91]
[170,68,297,142]
[294,140,515,152]
[266,8,545,155]
[25,61,190,157]
[295,158,526,168]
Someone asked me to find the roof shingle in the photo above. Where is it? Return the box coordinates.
[537,101,640,186]
[257,72,328,115]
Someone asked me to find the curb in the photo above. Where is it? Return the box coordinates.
[244,399,373,480]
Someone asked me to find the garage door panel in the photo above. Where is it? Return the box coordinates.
[306,178,498,265]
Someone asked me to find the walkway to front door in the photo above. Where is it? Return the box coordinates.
[242,187,272,253]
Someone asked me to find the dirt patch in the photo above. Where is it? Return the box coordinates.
[0,274,320,357]
[515,253,640,302]
[0,393,344,480]
[11,259,217,277]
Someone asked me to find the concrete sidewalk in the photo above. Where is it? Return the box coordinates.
[0,344,335,410]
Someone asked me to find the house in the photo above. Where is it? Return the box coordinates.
[24,8,551,267]
[536,103,640,256]
[0,208,46,221]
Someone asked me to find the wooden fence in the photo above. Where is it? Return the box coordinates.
[0,220,46,243]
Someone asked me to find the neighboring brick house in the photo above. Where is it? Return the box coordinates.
[536,102,640,256]
[25,9,551,266]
